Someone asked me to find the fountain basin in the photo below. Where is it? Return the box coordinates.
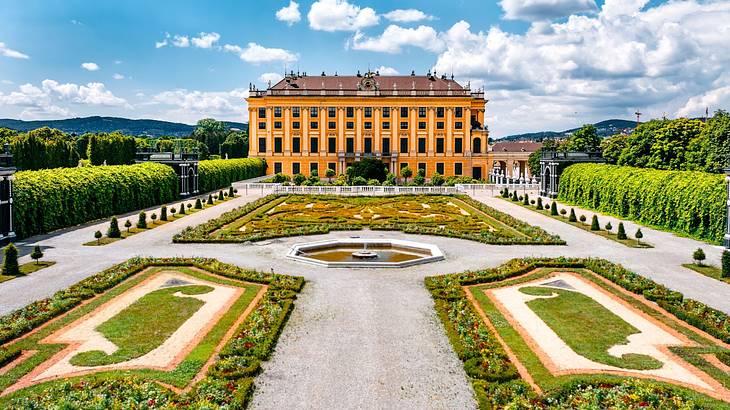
[287,238,444,268]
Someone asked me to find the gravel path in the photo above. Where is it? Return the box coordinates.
[1,187,729,408]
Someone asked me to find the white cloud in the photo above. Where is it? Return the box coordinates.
[276,1,302,25]
[155,38,168,48]
[171,35,190,48]
[428,0,730,135]
[308,0,379,32]
[0,79,129,119]
[259,72,284,85]
[81,62,100,71]
[152,88,249,123]
[376,66,399,75]
[383,9,433,23]
[112,73,125,80]
[0,42,29,59]
[500,0,598,21]
[352,25,443,54]
[191,32,221,49]
[224,43,297,64]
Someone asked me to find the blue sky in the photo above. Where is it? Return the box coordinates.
[1,0,728,136]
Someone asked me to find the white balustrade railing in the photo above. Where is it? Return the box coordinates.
[233,182,540,196]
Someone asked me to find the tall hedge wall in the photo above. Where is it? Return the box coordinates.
[198,158,266,192]
[14,163,178,239]
[558,163,726,243]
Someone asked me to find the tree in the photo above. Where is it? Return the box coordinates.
[351,158,387,182]
[325,168,336,182]
[2,243,20,276]
[591,215,600,230]
[569,208,577,222]
[31,245,43,265]
[431,172,444,186]
[693,248,706,266]
[550,201,558,216]
[124,219,132,233]
[617,222,627,239]
[635,228,643,245]
[566,124,600,152]
[401,166,413,183]
[136,212,147,229]
[94,230,103,245]
[219,131,248,158]
[600,133,629,164]
[107,217,121,238]
[701,110,730,173]
[352,176,367,186]
[413,168,426,185]
[723,250,730,278]
[293,173,306,185]
[192,118,229,155]
[528,149,542,177]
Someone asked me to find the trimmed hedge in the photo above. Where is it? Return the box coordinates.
[13,163,178,239]
[198,158,266,193]
[558,164,726,243]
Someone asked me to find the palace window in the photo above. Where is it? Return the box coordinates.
[292,107,300,118]
[401,162,409,171]
[400,137,408,153]
[455,138,463,154]
[364,107,372,118]
[274,162,282,174]
[292,121,300,130]
[418,163,426,173]
[292,162,300,175]
[436,163,444,175]
[364,122,372,130]
[454,163,463,175]
[274,138,283,153]
[310,137,319,153]
[327,162,337,174]
[473,138,482,154]
[328,121,336,129]
[455,121,463,130]
[400,121,409,130]
[310,162,318,175]
[292,137,301,153]
[328,107,336,117]
[382,121,390,130]
[274,121,282,129]
[258,108,266,118]
[364,138,372,153]
[346,121,355,130]
[258,122,266,130]
[346,138,354,153]
[418,138,426,153]
[258,138,266,153]
[418,122,426,130]
[436,107,445,118]
[400,107,409,118]
[274,107,282,117]
[455,107,463,118]
[310,107,318,117]
[436,138,444,153]
[436,121,445,130]
[418,107,426,118]
[328,137,337,153]
[310,121,319,129]
[346,107,354,118]
[382,138,390,154]
[382,107,390,118]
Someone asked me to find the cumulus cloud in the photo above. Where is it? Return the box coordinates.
[151,88,249,123]
[258,72,284,85]
[308,0,379,32]
[0,79,129,119]
[428,0,730,135]
[500,0,598,21]
[224,43,297,64]
[112,73,125,80]
[351,25,444,54]
[81,62,100,71]
[376,66,399,75]
[0,42,29,59]
[276,1,302,25]
[191,32,221,48]
[383,9,434,23]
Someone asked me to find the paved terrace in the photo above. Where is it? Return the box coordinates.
[0,187,728,408]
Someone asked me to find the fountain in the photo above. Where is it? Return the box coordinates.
[351,242,379,259]
[287,239,444,268]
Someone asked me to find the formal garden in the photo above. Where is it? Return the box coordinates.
[0,257,303,408]
[426,258,730,409]
[173,194,564,245]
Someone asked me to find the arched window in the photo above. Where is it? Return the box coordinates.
[473,138,482,154]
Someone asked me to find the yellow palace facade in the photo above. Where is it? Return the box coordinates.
[246,70,493,179]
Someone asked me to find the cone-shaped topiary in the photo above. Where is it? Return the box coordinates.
[207,194,214,205]
[512,191,518,201]
[195,198,203,209]
[136,212,147,229]
[617,222,627,239]
[2,243,20,276]
[523,193,529,205]
[31,245,43,264]
[228,186,235,197]
[160,206,168,222]
[178,202,186,215]
[536,197,543,209]
[107,217,121,238]
[569,209,577,222]
[591,215,600,231]
[550,201,558,216]
[722,250,730,278]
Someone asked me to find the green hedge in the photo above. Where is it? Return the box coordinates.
[558,164,726,243]
[198,158,266,193]
[13,163,178,239]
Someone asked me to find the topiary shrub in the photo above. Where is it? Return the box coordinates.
[605,221,613,231]
[31,245,44,264]
[207,194,214,205]
[591,215,600,231]
[136,212,147,229]
[536,197,543,209]
[560,209,567,217]
[124,219,132,233]
[195,198,203,209]
[550,201,558,216]
[94,230,102,245]
[693,248,706,266]
[160,205,168,221]
[617,222,627,239]
[568,208,577,222]
[722,250,730,278]
[107,217,121,238]
[2,243,20,276]
[178,203,186,215]
[635,228,644,245]
[522,193,529,205]
[228,186,235,197]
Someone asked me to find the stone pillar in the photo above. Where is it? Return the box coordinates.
[725,168,730,249]
[0,145,17,242]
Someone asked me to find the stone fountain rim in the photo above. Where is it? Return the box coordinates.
[286,238,445,268]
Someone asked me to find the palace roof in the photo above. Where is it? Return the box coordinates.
[491,141,543,153]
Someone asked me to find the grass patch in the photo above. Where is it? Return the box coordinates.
[520,286,662,370]
[0,261,56,283]
[70,284,214,366]
[683,263,728,283]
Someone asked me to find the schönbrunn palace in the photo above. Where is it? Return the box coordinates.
[247,70,537,180]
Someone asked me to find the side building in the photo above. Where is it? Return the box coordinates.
[246,71,491,179]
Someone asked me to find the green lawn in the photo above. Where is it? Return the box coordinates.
[520,286,662,370]
[0,261,56,283]
[683,263,728,283]
[70,284,214,366]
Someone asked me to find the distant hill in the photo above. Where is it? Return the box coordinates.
[0,116,248,137]
[499,119,638,141]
